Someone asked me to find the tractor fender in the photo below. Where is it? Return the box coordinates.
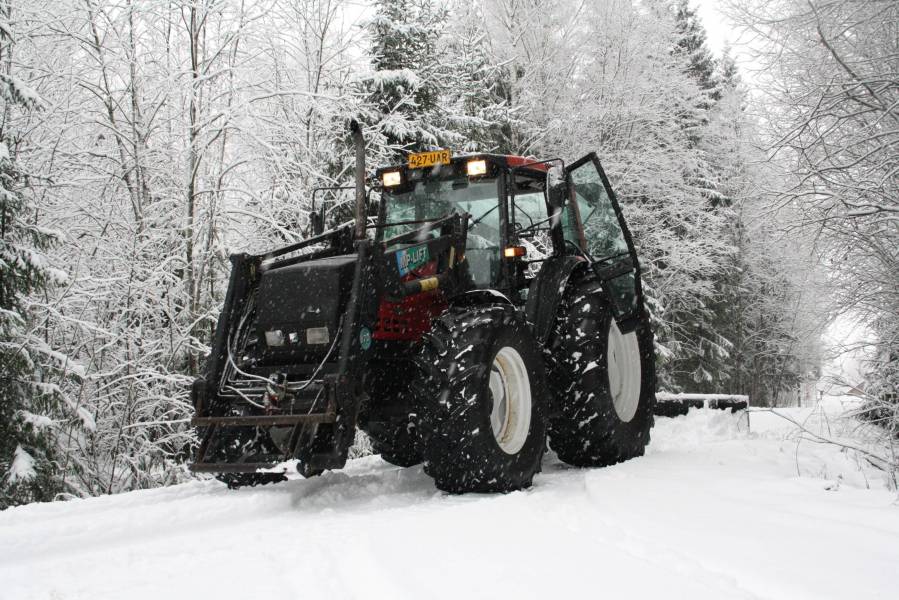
[449,288,515,309]
[525,255,589,344]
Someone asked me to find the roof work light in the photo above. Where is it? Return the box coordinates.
[466,159,487,177]
[382,170,402,187]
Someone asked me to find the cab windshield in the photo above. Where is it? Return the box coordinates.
[383,177,501,249]
[383,177,503,286]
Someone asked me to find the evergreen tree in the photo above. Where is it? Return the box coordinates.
[0,1,64,507]
[675,49,743,393]
[361,0,517,159]
[694,52,749,394]
[363,0,448,156]
[684,46,818,404]
[438,1,518,152]
[649,0,734,392]
[673,0,719,101]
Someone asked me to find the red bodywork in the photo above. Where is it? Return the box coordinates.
[373,261,448,341]
[505,155,549,171]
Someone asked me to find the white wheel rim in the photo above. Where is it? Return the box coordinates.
[607,321,642,422]
[488,346,532,455]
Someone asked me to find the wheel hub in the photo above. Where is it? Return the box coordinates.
[488,346,532,455]
[607,321,642,422]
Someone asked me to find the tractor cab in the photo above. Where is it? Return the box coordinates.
[374,151,642,329]
[376,154,559,294]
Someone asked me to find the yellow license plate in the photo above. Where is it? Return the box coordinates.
[408,150,451,169]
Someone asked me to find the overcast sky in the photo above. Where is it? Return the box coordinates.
[692,0,769,90]
[693,1,738,56]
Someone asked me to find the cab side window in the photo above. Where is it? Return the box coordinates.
[564,154,639,323]
[566,165,628,261]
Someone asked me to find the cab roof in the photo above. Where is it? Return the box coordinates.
[374,153,551,179]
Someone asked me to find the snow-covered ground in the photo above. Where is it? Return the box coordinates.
[3,403,897,600]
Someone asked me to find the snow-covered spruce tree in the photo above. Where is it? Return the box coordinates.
[692,58,762,397]
[0,1,67,507]
[658,1,738,392]
[657,6,819,401]
[701,58,826,405]
[553,0,735,392]
[673,0,719,106]
[362,0,449,157]
[436,1,520,153]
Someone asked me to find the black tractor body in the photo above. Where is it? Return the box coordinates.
[190,126,656,491]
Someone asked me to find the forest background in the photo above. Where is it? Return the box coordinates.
[1,0,895,507]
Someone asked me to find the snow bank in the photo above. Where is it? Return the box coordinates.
[2,408,897,600]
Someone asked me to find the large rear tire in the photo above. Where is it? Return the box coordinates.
[414,305,547,493]
[547,274,655,466]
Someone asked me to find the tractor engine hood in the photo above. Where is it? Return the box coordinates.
[253,254,357,365]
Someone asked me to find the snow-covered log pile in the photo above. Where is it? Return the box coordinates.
[654,392,749,416]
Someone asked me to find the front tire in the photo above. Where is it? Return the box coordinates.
[414,305,548,493]
[365,419,421,467]
[547,274,655,466]
[361,365,423,467]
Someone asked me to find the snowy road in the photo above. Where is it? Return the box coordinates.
[2,408,897,600]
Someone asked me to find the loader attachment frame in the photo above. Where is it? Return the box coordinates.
[191,120,378,477]
[190,229,373,476]
[190,211,470,477]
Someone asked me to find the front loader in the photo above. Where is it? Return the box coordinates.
[190,122,656,492]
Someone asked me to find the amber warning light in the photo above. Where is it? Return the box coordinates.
[503,246,526,258]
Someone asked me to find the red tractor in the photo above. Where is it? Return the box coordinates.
[190,123,655,493]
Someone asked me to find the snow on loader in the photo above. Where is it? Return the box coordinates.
[189,122,656,492]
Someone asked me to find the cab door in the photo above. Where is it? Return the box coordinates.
[563,153,643,332]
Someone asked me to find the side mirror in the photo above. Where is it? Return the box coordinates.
[547,165,566,209]
[310,212,324,236]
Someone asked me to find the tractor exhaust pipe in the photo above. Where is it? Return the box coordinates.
[350,120,366,241]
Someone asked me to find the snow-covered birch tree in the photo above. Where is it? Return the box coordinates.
[725,0,897,407]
